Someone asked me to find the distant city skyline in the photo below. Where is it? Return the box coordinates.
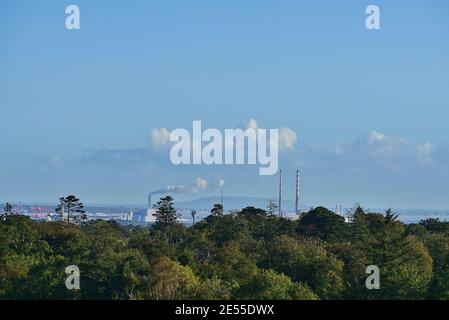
[1,1,449,209]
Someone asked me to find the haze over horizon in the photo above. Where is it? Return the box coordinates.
[1,1,449,209]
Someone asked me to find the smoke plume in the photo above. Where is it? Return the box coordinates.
[150,177,209,196]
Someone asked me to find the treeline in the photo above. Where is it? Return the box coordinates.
[0,197,448,300]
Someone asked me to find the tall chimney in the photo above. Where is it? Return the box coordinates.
[147,194,152,209]
[295,170,300,215]
[279,169,282,217]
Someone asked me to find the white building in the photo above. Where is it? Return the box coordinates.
[132,209,156,224]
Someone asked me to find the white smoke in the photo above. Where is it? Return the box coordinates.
[193,177,208,192]
[218,177,225,188]
[278,127,297,150]
[150,177,209,195]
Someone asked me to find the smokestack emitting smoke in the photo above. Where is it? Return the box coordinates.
[278,169,282,217]
[151,177,208,195]
[148,177,208,208]
[295,170,300,215]
[219,177,225,207]
[148,177,225,208]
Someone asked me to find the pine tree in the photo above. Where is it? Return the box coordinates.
[1,202,14,219]
[55,195,87,223]
[153,196,180,226]
[266,199,278,216]
[211,203,224,217]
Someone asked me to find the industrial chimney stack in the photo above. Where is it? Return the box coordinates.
[295,170,300,215]
[147,194,152,209]
[278,169,283,217]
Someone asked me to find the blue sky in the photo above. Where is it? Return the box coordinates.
[1,0,449,209]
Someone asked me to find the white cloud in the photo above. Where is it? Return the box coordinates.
[417,142,434,162]
[278,127,297,150]
[241,118,298,151]
[368,131,387,143]
[152,119,298,154]
[245,118,258,130]
[151,128,171,148]
[365,131,433,164]
[304,130,439,172]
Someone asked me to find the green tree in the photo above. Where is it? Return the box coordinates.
[153,196,180,226]
[238,269,318,300]
[349,210,433,299]
[1,202,14,219]
[380,236,433,299]
[1,199,447,300]
[211,203,224,217]
[296,206,350,241]
[37,222,88,260]
[423,233,449,299]
[55,195,86,223]
[147,255,180,300]
[260,235,344,299]
[420,218,449,234]
[266,199,278,216]
[113,249,151,300]
[189,277,231,300]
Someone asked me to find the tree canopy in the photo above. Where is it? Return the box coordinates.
[0,199,448,300]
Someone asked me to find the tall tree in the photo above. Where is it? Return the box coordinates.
[266,199,278,216]
[55,195,86,223]
[1,202,14,219]
[153,196,180,226]
[296,206,350,241]
[211,203,224,217]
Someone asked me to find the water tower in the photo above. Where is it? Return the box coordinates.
[191,210,197,225]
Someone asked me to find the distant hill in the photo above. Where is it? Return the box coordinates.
[175,196,310,213]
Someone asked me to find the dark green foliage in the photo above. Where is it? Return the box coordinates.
[419,218,449,235]
[341,208,434,299]
[0,199,447,300]
[259,235,344,299]
[1,202,14,219]
[296,206,350,241]
[211,203,224,217]
[153,196,180,227]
